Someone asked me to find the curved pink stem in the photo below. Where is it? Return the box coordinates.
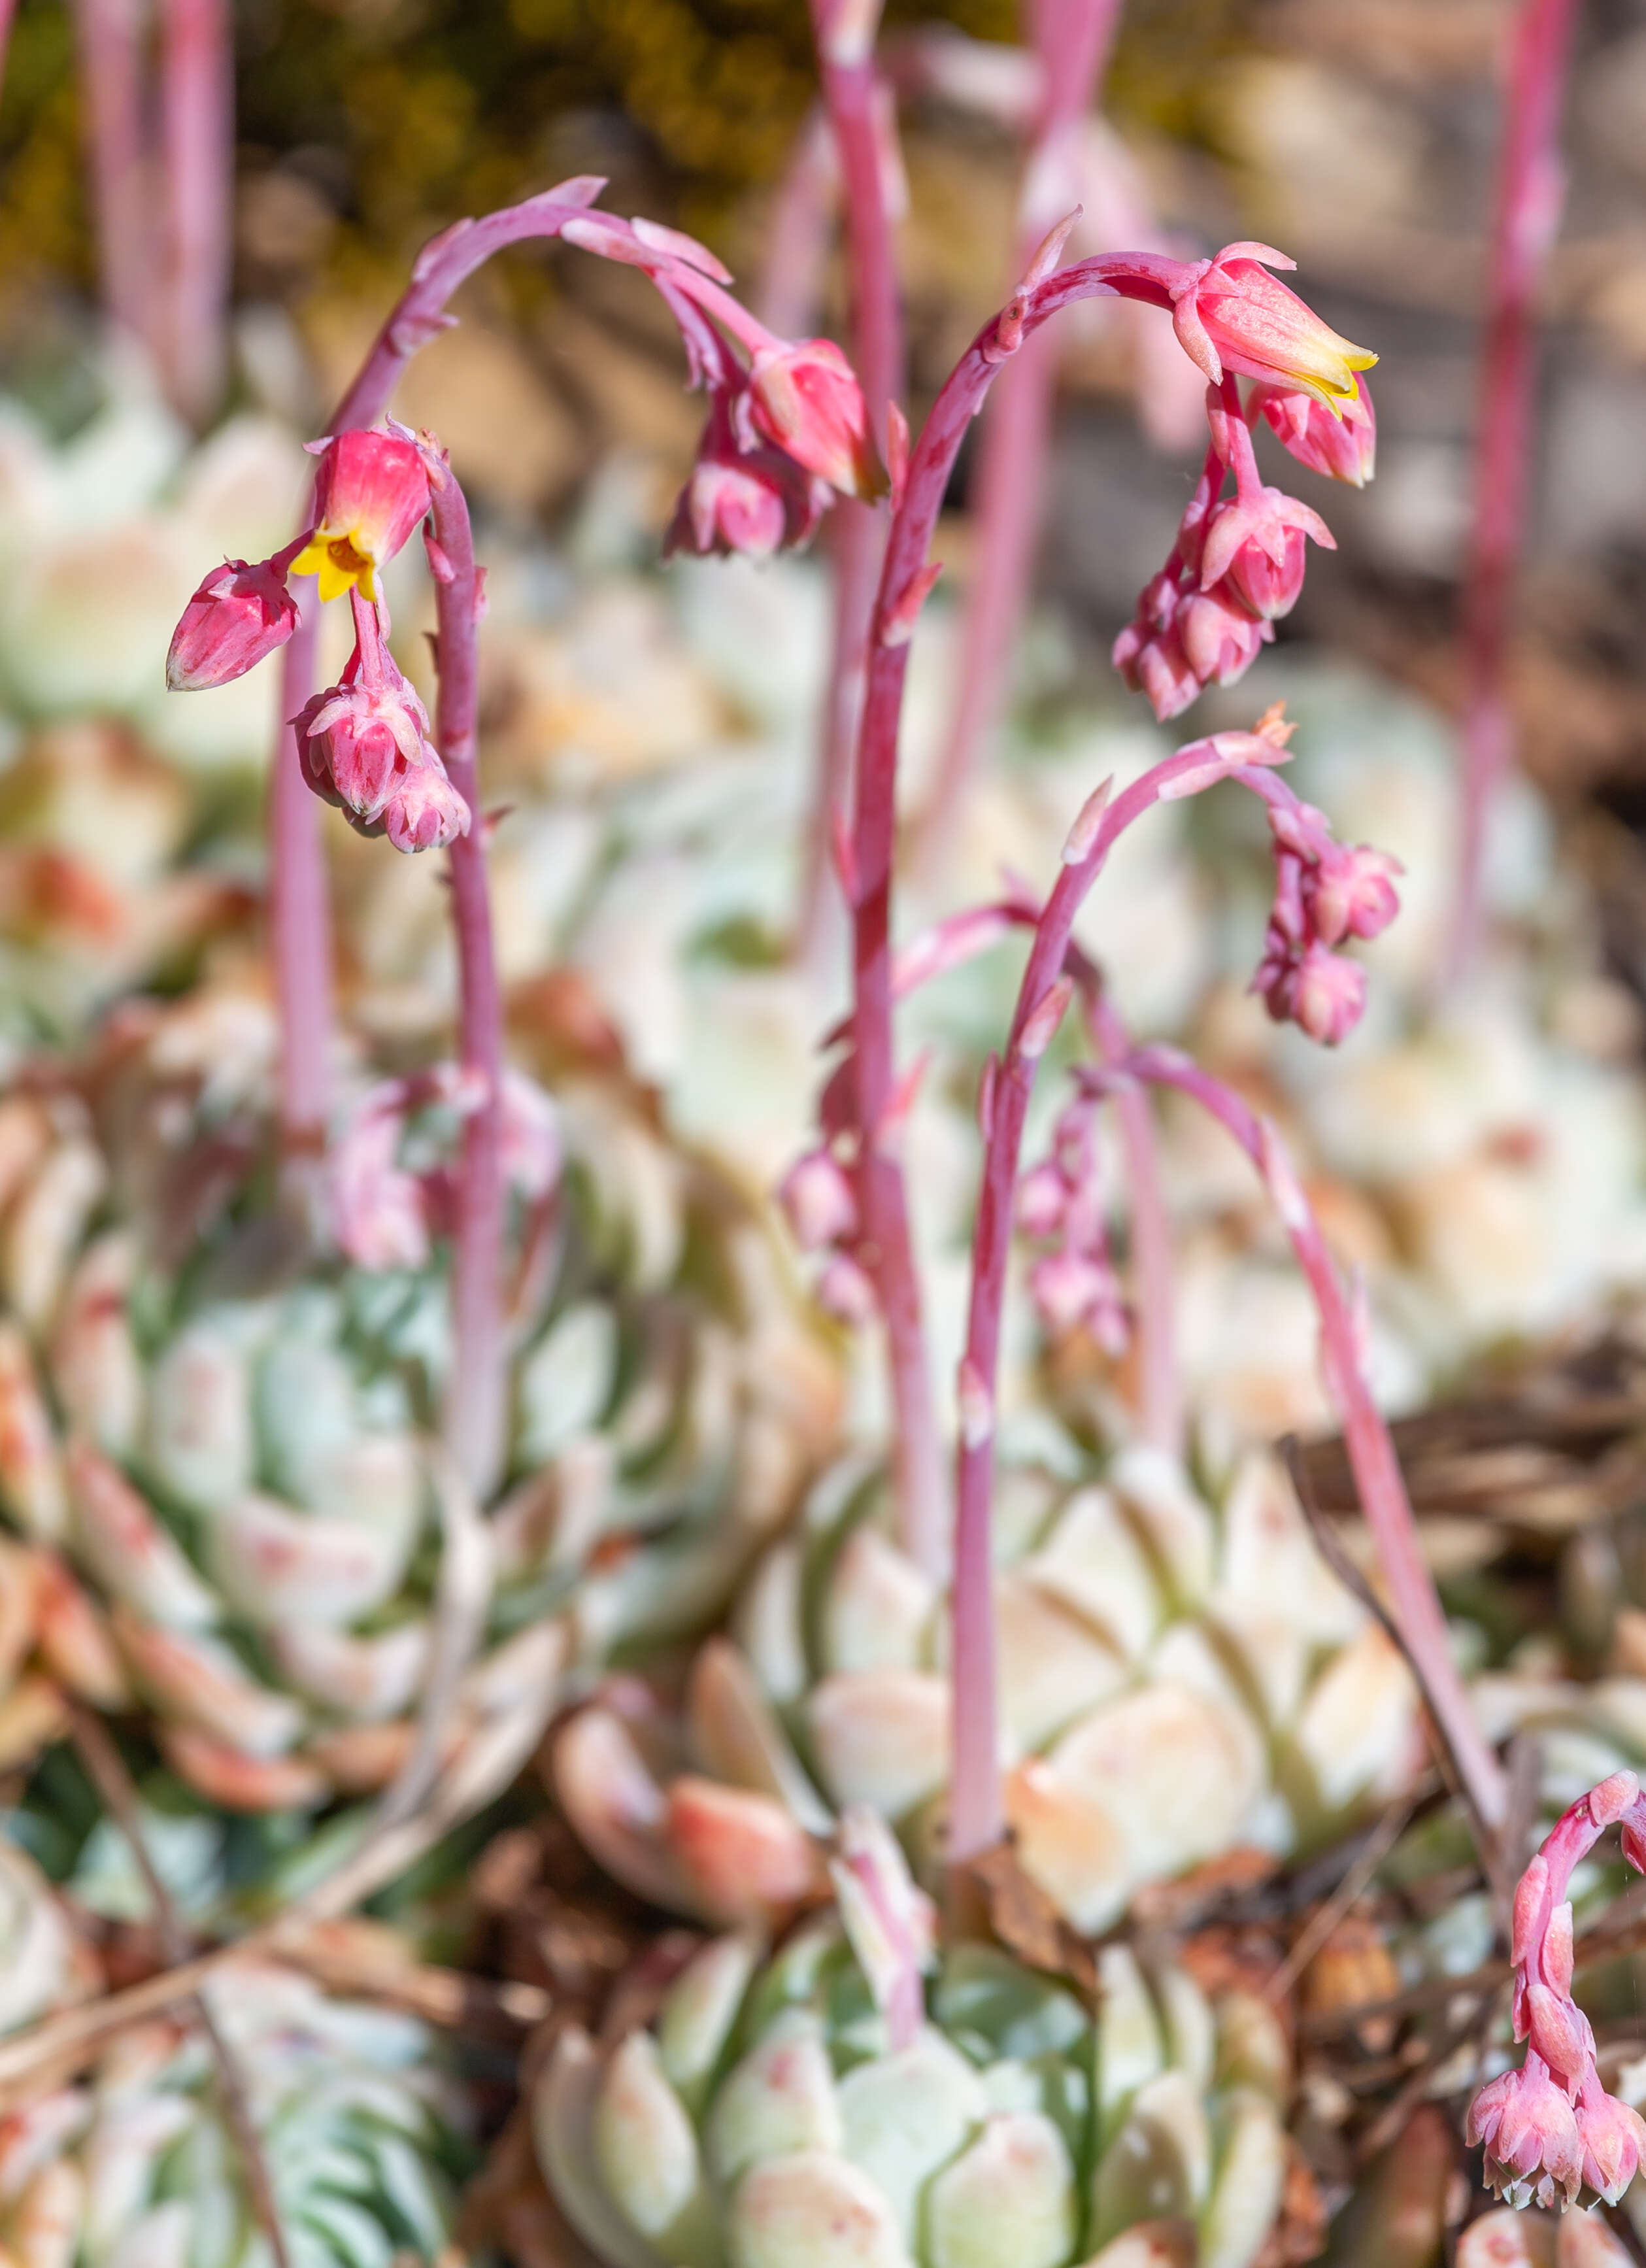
[947,736,1253,1860]
[71,0,153,348]
[756,101,837,341]
[849,248,1182,1580]
[1123,1042,1508,1836]
[269,182,783,1144]
[160,0,232,422]
[799,1,905,973]
[921,0,1123,855]
[1449,0,1581,983]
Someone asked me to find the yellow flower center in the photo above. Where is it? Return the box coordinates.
[291,529,379,603]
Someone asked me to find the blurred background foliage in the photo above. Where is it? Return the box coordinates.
[0,0,1241,366]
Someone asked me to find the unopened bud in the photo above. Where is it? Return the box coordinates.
[167,557,299,690]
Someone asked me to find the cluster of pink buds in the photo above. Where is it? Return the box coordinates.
[1113,245,1377,722]
[1251,777,1402,1045]
[663,387,831,562]
[330,1064,562,1272]
[297,588,469,855]
[776,1138,876,1326]
[1016,1092,1129,1353]
[1468,1771,1646,2211]
[663,326,882,562]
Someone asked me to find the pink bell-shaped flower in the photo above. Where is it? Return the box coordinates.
[747,338,887,502]
[291,427,432,603]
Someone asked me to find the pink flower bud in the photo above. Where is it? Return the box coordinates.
[747,339,887,502]
[664,439,828,562]
[1029,1250,1126,1344]
[1015,1161,1068,1241]
[1176,583,1271,690]
[1577,2086,1646,2205]
[778,1148,858,1251]
[1113,615,1200,722]
[1221,526,1308,621]
[1525,1980,1596,2092]
[1622,1816,1646,1878]
[816,1252,877,1326]
[1200,488,1334,623]
[290,428,432,603]
[297,660,433,827]
[1469,2058,1586,2210]
[166,557,300,690]
[1256,373,1377,486]
[1171,244,1378,413]
[1305,843,1402,945]
[1285,943,1366,1046]
[382,764,471,855]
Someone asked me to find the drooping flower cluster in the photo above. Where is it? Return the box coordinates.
[1016,1091,1130,1352]
[165,194,886,848]
[1113,245,1377,722]
[1249,773,1402,1045]
[297,583,470,855]
[330,1062,562,1271]
[1468,1772,1646,2211]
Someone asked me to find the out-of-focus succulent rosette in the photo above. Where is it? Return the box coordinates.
[0,1961,472,2268]
[0,1836,100,2037]
[0,381,313,1045]
[533,1812,1293,2268]
[0,978,837,1828]
[553,1438,1423,1937]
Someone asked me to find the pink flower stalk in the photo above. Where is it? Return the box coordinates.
[166,550,303,690]
[939,708,1409,1860]
[1449,0,1582,985]
[1169,241,1378,408]
[290,427,433,604]
[1120,1041,1509,1838]
[167,177,869,1150]
[833,236,1373,1583]
[1255,372,1377,487]
[665,391,830,561]
[1467,1772,1646,2209]
[160,0,233,424]
[792,0,905,976]
[913,0,1126,862]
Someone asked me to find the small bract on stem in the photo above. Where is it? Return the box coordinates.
[1449,0,1581,985]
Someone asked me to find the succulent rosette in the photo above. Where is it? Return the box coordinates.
[554,1440,1422,1935]
[0,1962,471,2268]
[535,1834,1293,2268]
[0,982,837,1820]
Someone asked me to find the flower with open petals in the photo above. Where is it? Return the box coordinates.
[1469,2055,1586,2211]
[290,428,432,603]
[1171,244,1377,414]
